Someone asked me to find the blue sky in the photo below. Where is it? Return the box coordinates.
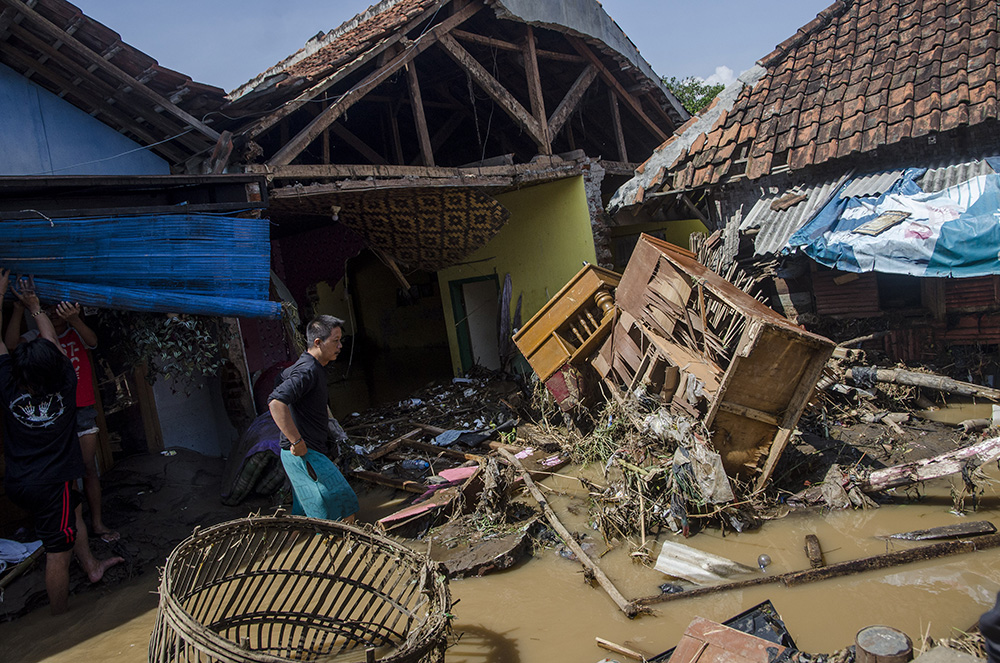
[75,0,833,93]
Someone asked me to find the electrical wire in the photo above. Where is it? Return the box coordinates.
[26,128,196,176]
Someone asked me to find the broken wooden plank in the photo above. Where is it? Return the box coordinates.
[596,637,651,662]
[636,532,1000,606]
[498,448,642,617]
[847,366,1000,401]
[667,617,787,663]
[352,470,427,494]
[859,435,1000,492]
[885,521,997,541]
[804,534,825,568]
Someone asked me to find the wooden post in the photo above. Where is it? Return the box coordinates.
[406,62,435,166]
[856,626,912,663]
[498,448,642,617]
[804,534,825,568]
[523,25,550,154]
[608,89,628,162]
[134,362,163,452]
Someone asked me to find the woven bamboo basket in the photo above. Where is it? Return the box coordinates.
[149,515,451,663]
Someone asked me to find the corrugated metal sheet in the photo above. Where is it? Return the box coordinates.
[740,158,998,257]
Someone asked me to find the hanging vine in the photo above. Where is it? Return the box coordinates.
[97,311,232,391]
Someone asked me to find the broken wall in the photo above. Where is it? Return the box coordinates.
[437,176,596,374]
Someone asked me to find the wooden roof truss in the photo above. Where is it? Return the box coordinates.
[234,0,675,183]
[0,0,226,170]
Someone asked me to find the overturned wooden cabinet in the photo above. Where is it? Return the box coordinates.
[513,264,619,388]
[603,235,833,489]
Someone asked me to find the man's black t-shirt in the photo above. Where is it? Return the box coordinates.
[0,352,84,487]
[268,351,332,457]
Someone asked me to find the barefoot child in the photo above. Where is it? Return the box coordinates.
[0,271,122,614]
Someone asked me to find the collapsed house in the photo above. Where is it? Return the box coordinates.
[213,0,689,416]
[608,0,1000,372]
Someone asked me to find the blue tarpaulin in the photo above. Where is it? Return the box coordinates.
[786,165,1000,277]
[0,213,280,318]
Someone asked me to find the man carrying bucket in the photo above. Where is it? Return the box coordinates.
[268,315,358,523]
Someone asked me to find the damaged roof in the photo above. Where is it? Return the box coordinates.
[610,0,1000,211]
[227,0,687,124]
[0,0,227,168]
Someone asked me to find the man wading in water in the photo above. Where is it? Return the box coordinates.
[268,315,358,523]
[0,271,122,614]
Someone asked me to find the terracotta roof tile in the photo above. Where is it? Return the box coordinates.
[940,103,969,131]
[639,0,1000,191]
[887,116,914,143]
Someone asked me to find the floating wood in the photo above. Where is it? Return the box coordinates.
[663,617,786,663]
[804,534,825,568]
[351,470,427,494]
[859,436,1000,493]
[498,448,641,618]
[886,521,997,541]
[596,637,651,662]
[635,532,1000,606]
[847,366,1000,401]
[0,544,44,591]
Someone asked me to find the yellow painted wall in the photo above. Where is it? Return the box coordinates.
[437,176,596,374]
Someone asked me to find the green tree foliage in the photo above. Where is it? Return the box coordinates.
[664,76,725,115]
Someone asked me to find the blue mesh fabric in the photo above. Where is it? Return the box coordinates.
[1,214,279,318]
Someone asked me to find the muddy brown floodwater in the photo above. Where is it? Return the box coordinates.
[3,465,1000,663]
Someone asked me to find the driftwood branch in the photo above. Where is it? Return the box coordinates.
[498,448,642,617]
[636,532,1000,606]
[848,367,1000,401]
[858,435,1000,492]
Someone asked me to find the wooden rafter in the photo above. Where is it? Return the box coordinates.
[437,32,545,151]
[567,36,669,142]
[547,63,597,138]
[1,0,220,142]
[5,20,206,154]
[451,28,586,63]
[407,62,435,166]
[330,122,387,165]
[608,89,628,162]
[523,25,550,154]
[0,44,191,164]
[242,0,449,141]
[267,2,482,167]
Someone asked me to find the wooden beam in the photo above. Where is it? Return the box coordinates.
[523,25,550,154]
[267,2,481,166]
[3,21,203,156]
[3,0,219,141]
[567,36,669,142]
[437,32,546,150]
[374,248,411,291]
[547,64,597,138]
[451,28,586,62]
[242,0,450,140]
[388,102,405,163]
[329,122,388,165]
[430,110,466,152]
[406,62,435,166]
[254,159,584,181]
[608,89,628,162]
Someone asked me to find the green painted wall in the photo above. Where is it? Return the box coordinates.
[437,176,597,374]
